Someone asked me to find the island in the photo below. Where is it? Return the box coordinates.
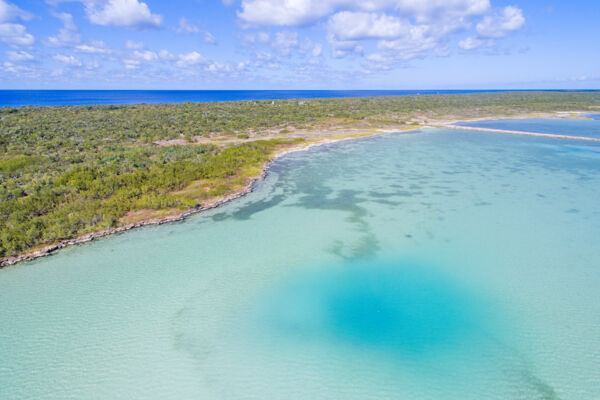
[1,91,599,265]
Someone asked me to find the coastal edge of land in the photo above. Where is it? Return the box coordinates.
[1,108,597,268]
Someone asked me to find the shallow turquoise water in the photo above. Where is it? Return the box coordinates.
[1,125,600,399]
[456,117,600,138]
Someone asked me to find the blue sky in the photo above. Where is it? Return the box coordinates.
[0,0,598,89]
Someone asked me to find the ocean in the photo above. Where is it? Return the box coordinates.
[0,89,542,107]
[1,120,599,399]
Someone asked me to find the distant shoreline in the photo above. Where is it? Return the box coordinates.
[1,109,597,268]
[1,89,596,107]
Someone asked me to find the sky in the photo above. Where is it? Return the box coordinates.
[0,0,598,89]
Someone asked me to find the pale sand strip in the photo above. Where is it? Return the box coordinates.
[438,124,600,142]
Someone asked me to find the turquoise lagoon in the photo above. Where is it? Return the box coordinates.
[1,122,600,399]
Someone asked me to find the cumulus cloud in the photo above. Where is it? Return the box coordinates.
[204,32,217,44]
[459,6,525,51]
[0,0,34,46]
[476,6,525,38]
[125,39,144,49]
[205,61,247,75]
[53,53,83,66]
[46,12,81,47]
[327,32,363,58]
[85,0,163,30]
[175,51,208,68]
[6,50,33,61]
[458,36,494,50]
[312,42,322,57]
[243,31,270,44]
[271,31,299,55]
[176,17,199,34]
[132,49,157,61]
[3,60,36,75]
[0,0,32,22]
[0,23,34,46]
[121,48,158,69]
[236,0,526,66]
[74,40,112,54]
[328,11,409,40]
[158,49,175,60]
[238,0,491,26]
[175,18,216,44]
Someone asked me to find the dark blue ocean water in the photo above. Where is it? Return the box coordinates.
[1,89,510,107]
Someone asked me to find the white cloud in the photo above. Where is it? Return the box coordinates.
[238,0,335,26]
[327,33,363,58]
[204,31,217,44]
[311,42,322,57]
[328,11,409,40]
[74,40,112,54]
[0,23,34,46]
[476,6,524,38]
[243,31,270,44]
[272,31,298,55]
[204,60,249,77]
[175,51,208,68]
[3,60,36,74]
[0,0,32,23]
[374,28,439,60]
[122,49,160,70]
[86,0,163,30]
[46,12,81,47]
[238,0,490,26]
[6,50,33,61]
[458,6,525,52]
[238,0,519,66]
[123,58,140,69]
[132,49,157,61]
[53,54,83,66]
[458,36,494,50]
[125,39,144,49]
[266,31,321,57]
[53,11,77,30]
[176,17,199,34]
[0,0,34,46]
[158,49,174,60]
[255,50,273,60]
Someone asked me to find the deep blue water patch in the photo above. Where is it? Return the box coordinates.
[257,259,493,355]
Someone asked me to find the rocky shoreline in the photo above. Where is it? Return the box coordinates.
[0,134,380,268]
[0,154,276,268]
[4,111,580,269]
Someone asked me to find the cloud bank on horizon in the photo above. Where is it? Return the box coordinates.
[0,0,598,89]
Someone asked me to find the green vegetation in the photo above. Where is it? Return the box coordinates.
[0,137,302,257]
[1,91,599,257]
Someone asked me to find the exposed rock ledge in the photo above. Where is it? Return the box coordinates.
[0,135,374,268]
[0,158,273,268]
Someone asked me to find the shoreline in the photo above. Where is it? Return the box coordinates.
[0,129,413,268]
[1,110,595,268]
